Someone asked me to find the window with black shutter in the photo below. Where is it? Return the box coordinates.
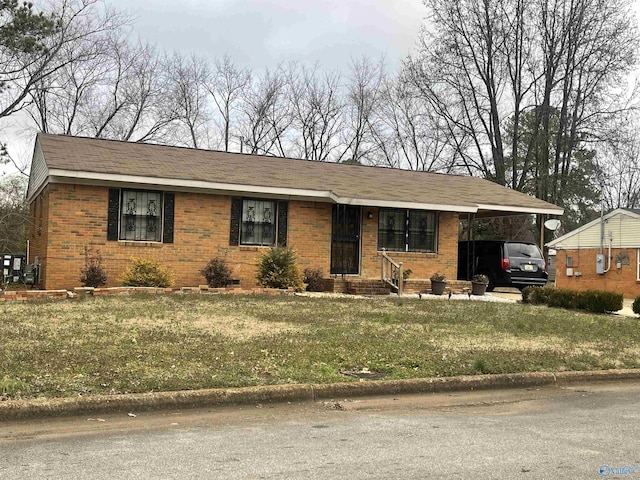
[107,189,174,243]
[230,198,288,247]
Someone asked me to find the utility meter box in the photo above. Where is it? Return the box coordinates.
[596,254,605,274]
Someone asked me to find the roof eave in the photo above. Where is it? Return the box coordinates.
[46,169,479,213]
[475,203,564,217]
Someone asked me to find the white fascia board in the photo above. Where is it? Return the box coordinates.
[48,169,338,201]
[47,169,479,213]
[550,244,640,250]
[339,197,476,213]
[476,203,564,216]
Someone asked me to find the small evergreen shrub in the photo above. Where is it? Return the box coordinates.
[521,286,533,304]
[120,257,174,288]
[201,257,233,288]
[522,286,622,314]
[256,248,304,291]
[80,247,107,288]
[547,288,578,309]
[303,268,325,292]
[523,286,554,305]
[576,290,623,314]
[633,296,640,315]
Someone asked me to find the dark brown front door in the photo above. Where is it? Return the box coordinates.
[331,205,361,275]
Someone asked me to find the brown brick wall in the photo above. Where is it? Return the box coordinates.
[555,248,640,298]
[30,184,462,290]
[361,210,459,282]
[28,186,50,284]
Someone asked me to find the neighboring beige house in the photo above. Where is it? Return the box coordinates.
[547,208,640,297]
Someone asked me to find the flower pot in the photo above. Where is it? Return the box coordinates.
[471,281,487,296]
[431,280,447,295]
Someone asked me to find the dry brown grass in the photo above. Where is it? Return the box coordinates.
[1,293,639,400]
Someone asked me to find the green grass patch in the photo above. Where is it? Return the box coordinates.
[1,294,639,400]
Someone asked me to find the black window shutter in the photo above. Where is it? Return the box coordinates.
[163,193,175,244]
[107,188,120,241]
[277,200,288,247]
[229,198,242,246]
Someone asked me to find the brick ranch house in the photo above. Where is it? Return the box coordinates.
[547,208,640,298]
[27,133,563,292]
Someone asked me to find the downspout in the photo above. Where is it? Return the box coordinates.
[599,198,604,255]
[603,231,612,273]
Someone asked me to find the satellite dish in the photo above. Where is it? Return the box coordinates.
[544,219,561,231]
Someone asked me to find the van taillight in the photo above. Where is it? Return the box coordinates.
[501,258,510,270]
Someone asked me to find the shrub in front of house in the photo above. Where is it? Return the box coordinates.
[522,285,622,314]
[575,290,623,314]
[256,247,304,292]
[521,286,553,305]
[633,296,640,315]
[120,257,174,288]
[547,288,578,309]
[80,248,107,288]
[201,257,233,288]
[303,268,325,292]
[80,264,107,288]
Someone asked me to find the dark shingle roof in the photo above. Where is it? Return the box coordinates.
[33,133,563,215]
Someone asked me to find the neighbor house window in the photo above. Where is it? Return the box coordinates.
[378,208,437,252]
[120,190,163,242]
[637,249,640,281]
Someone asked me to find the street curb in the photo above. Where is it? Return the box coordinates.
[2,369,640,422]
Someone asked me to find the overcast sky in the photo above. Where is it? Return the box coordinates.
[1,0,426,173]
[108,0,426,70]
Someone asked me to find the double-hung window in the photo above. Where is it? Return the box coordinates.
[229,197,288,247]
[241,199,276,246]
[120,190,163,242]
[107,188,175,243]
[378,208,437,252]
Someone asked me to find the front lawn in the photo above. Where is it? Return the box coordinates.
[1,294,639,400]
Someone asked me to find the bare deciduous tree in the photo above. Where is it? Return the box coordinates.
[338,56,385,163]
[288,64,343,161]
[165,52,213,149]
[205,54,251,152]
[0,174,28,254]
[239,66,291,156]
[370,71,450,172]
[1,0,130,128]
[408,0,638,229]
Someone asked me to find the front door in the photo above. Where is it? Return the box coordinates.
[331,205,361,275]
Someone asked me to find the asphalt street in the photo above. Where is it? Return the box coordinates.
[2,382,639,479]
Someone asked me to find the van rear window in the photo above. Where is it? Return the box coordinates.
[506,243,542,258]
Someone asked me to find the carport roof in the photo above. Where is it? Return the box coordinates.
[28,133,563,217]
